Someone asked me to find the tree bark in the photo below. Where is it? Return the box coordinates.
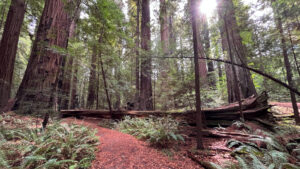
[224,15,244,120]
[13,0,73,114]
[287,25,300,77]
[86,46,98,109]
[99,51,112,114]
[0,0,8,31]
[60,8,80,109]
[274,12,300,124]
[0,0,26,110]
[202,15,216,87]
[217,0,257,103]
[160,0,169,54]
[140,0,153,110]
[197,15,208,83]
[191,0,204,150]
[135,0,141,109]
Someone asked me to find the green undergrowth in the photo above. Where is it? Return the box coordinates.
[115,116,184,147]
[209,121,300,169]
[0,113,99,169]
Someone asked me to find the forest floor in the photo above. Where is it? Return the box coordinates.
[61,102,300,169]
[63,117,240,169]
[63,118,206,169]
[270,101,300,108]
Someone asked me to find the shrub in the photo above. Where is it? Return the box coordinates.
[0,114,99,169]
[115,116,184,147]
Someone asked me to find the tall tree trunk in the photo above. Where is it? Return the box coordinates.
[13,0,73,114]
[274,11,300,124]
[202,15,216,87]
[191,0,204,150]
[159,0,170,110]
[60,9,80,110]
[287,25,300,77]
[99,51,112,114]
[197,15,208,83]
[224,15,244,121]
[140,0,153,110]
[69,58,78,109]
[160,0,169,54]
[86,46,98,109]
[217,0,257,103]
[0,0,25,110]
[135,0,141,109]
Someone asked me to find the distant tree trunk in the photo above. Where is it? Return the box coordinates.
[99,51,112,114]
[135,0,141,109]
[140,0,153,110]
[224,15,244,121]
[0,0,8,31]
[274,13,300,124]
[287,25,300,77]
[86,46,98,109]
[13,0,73,114]
[197,15,208,83]
[159,0,170,110]
[202,15,216,87]
[217,0,257,103]
[0,0,26,110]
[191,0,204,150]
[60,8,80,110]
[69,58,78,109]
[160,0,169,54]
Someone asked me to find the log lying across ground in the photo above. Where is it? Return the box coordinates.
[61,92,271,123]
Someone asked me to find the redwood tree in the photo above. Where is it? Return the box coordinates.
[86,46,98,108]
[140,0,153,110]
[217,0,257,103]
[0,0,26,110]
[272,1,300,124]
[135,0,141,109]
[13,0,73,113]
[191,0,204,149]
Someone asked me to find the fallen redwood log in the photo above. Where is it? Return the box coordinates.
[61,92,271,122]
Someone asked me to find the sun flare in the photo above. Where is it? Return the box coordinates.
[199,0,217,18]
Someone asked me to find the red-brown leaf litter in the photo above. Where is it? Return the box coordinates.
[64,118,205,169]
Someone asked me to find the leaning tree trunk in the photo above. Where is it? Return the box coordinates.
[13,0,73,114]
[0,0,25,110]
[191,0,204,150]
[140,0,153,110]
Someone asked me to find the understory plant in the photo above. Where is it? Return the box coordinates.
[225,122,300,169]
[115,116,184,147]
[0,114,99,169]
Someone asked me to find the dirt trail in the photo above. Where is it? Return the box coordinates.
[270,102,300,108]
[63,118,202,169]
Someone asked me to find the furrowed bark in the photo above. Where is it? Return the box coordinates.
[0,0,25,110]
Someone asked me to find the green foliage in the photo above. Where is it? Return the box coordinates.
[115,116,184,147]
[0,114,99,169]
[225,121,299,169]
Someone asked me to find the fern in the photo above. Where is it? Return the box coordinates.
[235,155,249,169]
[0,114,99,169]
[116,116,184,147]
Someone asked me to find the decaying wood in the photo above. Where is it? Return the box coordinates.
[61,92,270,122]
